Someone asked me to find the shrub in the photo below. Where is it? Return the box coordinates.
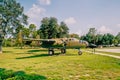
[0,68,46,80]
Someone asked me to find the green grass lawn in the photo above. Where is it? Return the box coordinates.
[0,47,120,80]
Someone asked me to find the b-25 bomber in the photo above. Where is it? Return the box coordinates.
[24,38,88,55]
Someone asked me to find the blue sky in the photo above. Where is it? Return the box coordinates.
[17,0,120,36]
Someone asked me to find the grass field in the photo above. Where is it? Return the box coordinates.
[0,47,120,80]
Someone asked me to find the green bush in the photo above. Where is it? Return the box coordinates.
[0,69,14,79]
[0,68,46,80]
[2,39,16,47]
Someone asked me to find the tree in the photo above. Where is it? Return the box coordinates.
[95,34,103,45]
[59,22,69,38]
[0,29,4,53]
[80,35,86,40]
[22,27,30,38]
[85,28,97,44]
[30,35,41,48]
[81,28,116,46]
[29,24,37,38]
[36,35,40,46]
[16,30,23,49]
[102,33,114,45]
[39,17,49,39]
[69,33,80,39]
[116,32,120,44]
[39,17,59,39]
[13,25,24,38]
[0,0,28,53]
[15,25,24,34]
[49,17,59,38]
[112,38,118,46]
[39,17,69,39]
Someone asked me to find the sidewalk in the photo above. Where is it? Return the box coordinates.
[95,52,120,59]
[84,50,120,59]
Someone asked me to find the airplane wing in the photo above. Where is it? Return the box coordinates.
[23,38,63,48]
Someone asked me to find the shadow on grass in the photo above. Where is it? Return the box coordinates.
[16,52,63,59]
[16,54,49,59]
[0,68,47,80]
[65,54,79,56]
[28,49,48,53]
[3,51,13,53]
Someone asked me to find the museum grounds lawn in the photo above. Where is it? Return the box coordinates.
[0,47,120,80]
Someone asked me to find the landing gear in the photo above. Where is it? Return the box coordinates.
[61,48,66,54]
[48,48,54,55]
[48,47,82,55]
[78,49,82,55]
[78,50,82,55]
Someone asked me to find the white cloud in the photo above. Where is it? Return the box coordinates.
[38,0,51,5]
[98,26,113,34]
[26,4,46,27]
[64,17,77,25]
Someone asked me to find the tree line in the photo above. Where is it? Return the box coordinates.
[81,28,120,46]
[3,17,70,47]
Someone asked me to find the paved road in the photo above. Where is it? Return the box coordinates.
[84,49,120,59]
[96,49,120,53]
[95,52,120,59]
